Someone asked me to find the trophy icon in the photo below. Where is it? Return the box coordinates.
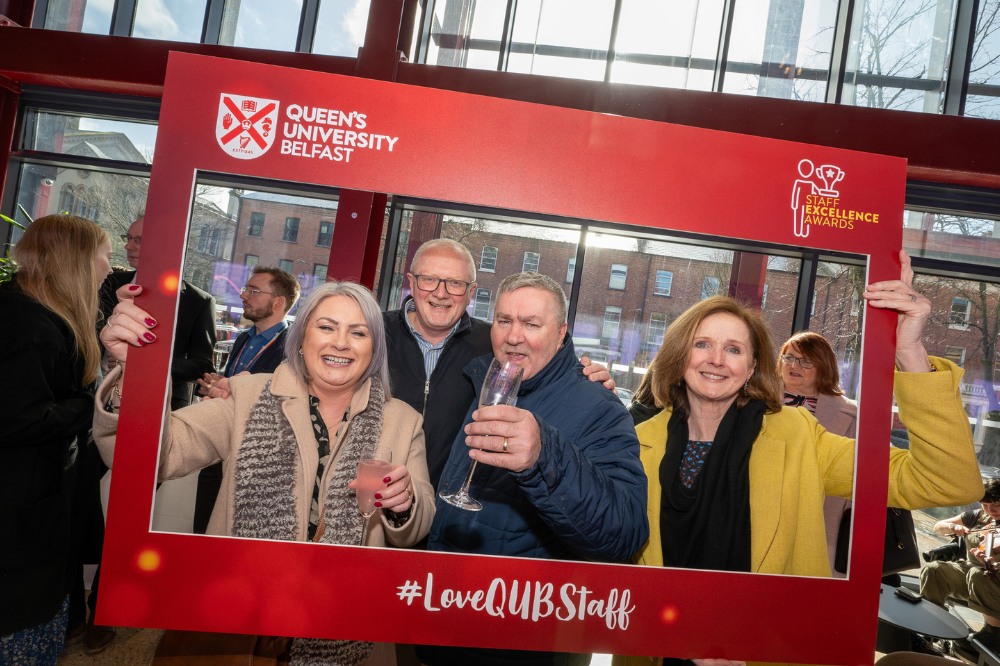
[816,164,844,196]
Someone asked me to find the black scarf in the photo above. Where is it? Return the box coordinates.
[659,399,765,572]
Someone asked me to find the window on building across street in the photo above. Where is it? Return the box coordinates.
[248,212,265,237]
[647,312,667,347]
[602,306,622,340]
[945,346,967,367]
[480,246,498,272]
[523,251,540,272]
[950,297,971,329]
[279,259,294,274]
[654,270,673,296]
[609,264,627,290]
[245,254,259,269]
[313,264,328,285]
[566,257,576,283]
[701,276,721,299]
[283,217,300,243]
[317,220,334,247]
[473,288,492,320]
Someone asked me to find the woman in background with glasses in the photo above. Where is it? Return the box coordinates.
[778,331,857,579]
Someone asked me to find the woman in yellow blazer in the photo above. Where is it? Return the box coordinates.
[618,254,982,666]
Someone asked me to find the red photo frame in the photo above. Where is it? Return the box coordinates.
[99,52,906,664]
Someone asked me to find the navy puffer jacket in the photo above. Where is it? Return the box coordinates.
[428,336,648,563]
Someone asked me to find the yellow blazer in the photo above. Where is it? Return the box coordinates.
[617,358,982,666]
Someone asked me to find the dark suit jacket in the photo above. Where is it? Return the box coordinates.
[100,269,216,409]
[224,327,288,376]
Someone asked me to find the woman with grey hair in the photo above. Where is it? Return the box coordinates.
[93,280,433,665]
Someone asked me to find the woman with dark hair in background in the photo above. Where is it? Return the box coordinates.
[0,215,112,665]
[778,330,857,578]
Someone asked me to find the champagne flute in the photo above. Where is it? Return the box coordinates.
[356,448,392,519]
[439,358,523,511]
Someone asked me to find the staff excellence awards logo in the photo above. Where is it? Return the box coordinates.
[216,93,280,160]
[789,158,878,238]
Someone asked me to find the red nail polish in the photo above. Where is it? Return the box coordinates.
[127,285,141,291]
[374,493,382,500]
[374,501,382,508]
[383,476,391,483]
[143,332,156,342]
[145,317,157,326]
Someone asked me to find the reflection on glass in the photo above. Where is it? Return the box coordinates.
[220,0,303,52]
[24,112,157,162]
[134,0,209,42]
[188,188,339,328]
[903,209,1000,269]
[722,0,837,101]
[843,0,956,112]
[810,261,865,399]
[312,0,371,56]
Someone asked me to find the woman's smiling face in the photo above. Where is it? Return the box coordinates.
[302,294,373,398]
[683,312,756,411]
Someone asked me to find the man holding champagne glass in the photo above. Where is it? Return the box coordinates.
[417,272,648,666]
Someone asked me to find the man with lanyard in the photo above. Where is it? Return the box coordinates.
[193,265,301,534]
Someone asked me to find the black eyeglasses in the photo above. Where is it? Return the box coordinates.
[240,286,274,297]
[119,234,141,245]
[780,354,815,369]
[411,274,472,296]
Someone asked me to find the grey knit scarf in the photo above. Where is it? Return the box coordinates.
[233,376,386,665]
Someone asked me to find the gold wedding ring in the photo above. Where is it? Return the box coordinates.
[502,438,509,453]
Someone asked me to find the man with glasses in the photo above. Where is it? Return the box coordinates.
[920,477,1000,659]
[193,266,300,534]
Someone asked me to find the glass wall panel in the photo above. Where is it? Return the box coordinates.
[722,0,838,102]
[23,111,157,163]
[43,0,113,33]
[10,163,149,259]
[424,0,507,69]
[610,0,722,91]
[219,0,303,51]
[312,0,371,57]
[843,0,957,113]
[134,0,209,41]
[903,209,1000,268]
[506,0,615,81]
[965,0,1000,120]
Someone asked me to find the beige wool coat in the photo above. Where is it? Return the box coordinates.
[93,363,434,548]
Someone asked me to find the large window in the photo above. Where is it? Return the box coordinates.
[41,0,371,57]
[414,0,1000,118]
